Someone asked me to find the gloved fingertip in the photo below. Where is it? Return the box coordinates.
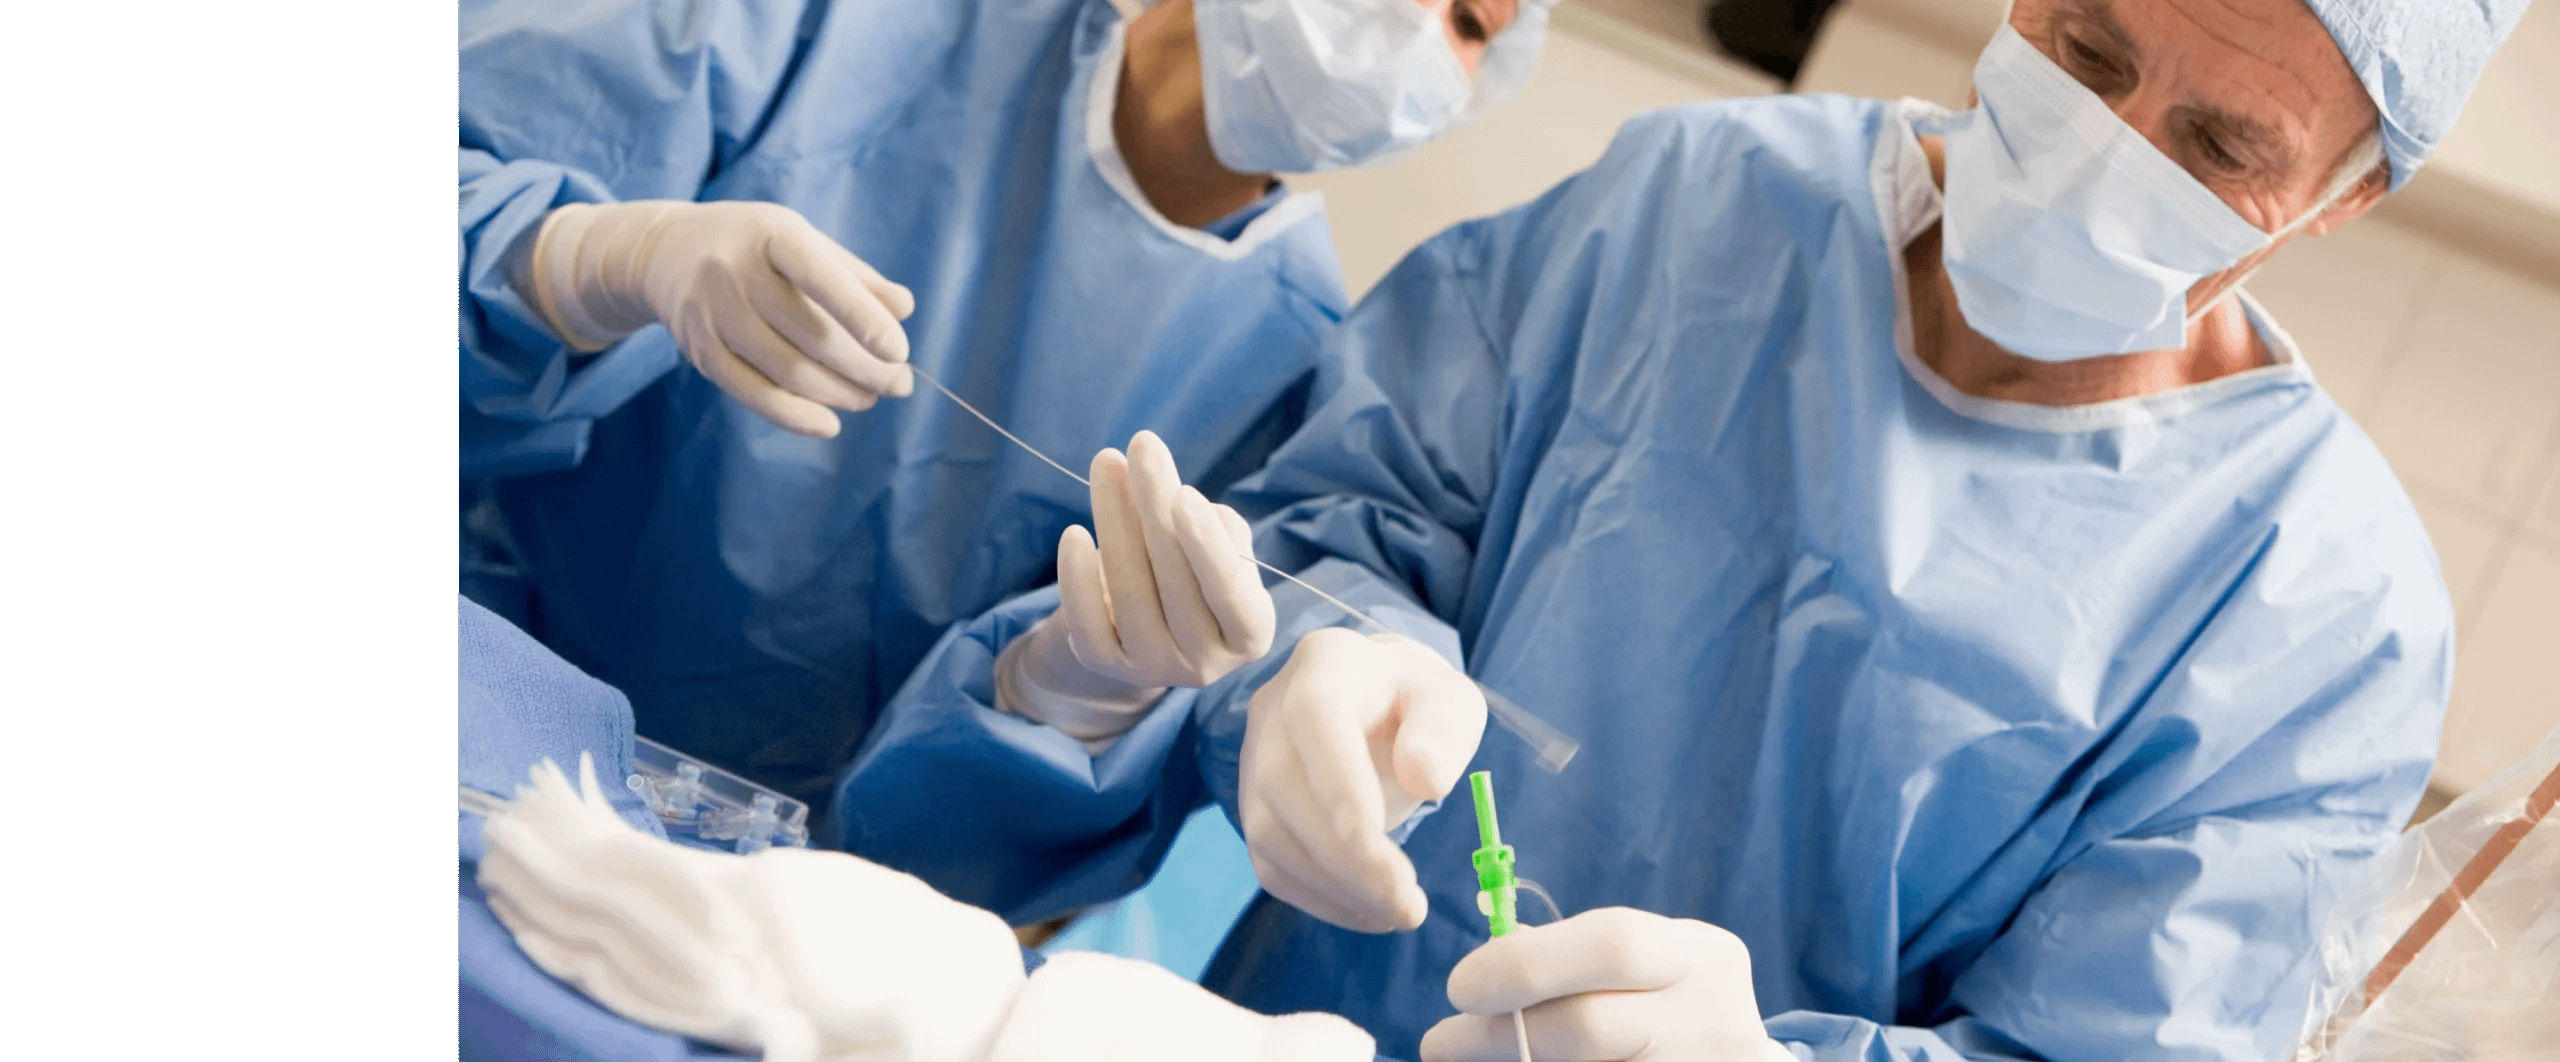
[889,365,915,397]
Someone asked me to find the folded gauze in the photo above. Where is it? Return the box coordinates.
[475,755,1374,1062]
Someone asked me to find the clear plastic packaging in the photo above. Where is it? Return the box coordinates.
[2292,725,2560,1062]
[624,736,811,854]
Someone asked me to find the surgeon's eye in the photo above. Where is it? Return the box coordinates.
[2057,31,2130,94]
[2189,123,2246,175]
[1452,3,1490,43]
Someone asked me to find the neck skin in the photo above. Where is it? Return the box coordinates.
[1115,0,1272,228]
[1904,134,2273,406]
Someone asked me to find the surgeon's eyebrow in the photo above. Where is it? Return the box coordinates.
[2044,0,2142,94]
[2052,0,2139,60]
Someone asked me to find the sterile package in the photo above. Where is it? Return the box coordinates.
[625,735,810,854]
[2292,725,2560,1062]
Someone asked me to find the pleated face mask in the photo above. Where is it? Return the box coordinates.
[1193,0,1473,174]
[1927,25,2337,362]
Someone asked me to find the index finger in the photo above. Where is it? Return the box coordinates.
[1275,651,1427,928]
[1276,648,1393,848]
[746,281,911,398]
[1090,449,1179,664]
[1174,491,1277,657]
[1378,637,1484,802]
[1446,909,1698,1014]
[764,227,913,365]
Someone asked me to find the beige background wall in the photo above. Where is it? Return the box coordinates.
[1289,0,2560,799]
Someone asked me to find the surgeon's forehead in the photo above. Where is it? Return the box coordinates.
[2033,0,2367,173]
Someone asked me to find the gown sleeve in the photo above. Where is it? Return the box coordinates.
[457,0,810,478]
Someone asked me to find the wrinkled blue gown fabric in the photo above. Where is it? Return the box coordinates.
[458,0,1346,804]
[835,95,2453,1062]
[457,596,1040,1062]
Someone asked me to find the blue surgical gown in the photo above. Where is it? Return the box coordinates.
[458,0,1348,805]
[834,95,2453,1062]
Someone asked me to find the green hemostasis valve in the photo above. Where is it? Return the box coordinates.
[1468,770,1536,1062]
[1470,770,1519,937]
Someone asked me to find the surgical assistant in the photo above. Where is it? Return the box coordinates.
[458,0,1329,804]
[459,0,1549,805]
[834,0,2527,1057]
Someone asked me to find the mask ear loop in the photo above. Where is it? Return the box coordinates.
[2185,169,2366,325]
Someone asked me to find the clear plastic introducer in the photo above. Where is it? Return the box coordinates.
[458,738,811,856]
[626,736,811,854]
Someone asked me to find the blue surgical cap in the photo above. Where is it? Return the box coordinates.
[2304,0,2534,189]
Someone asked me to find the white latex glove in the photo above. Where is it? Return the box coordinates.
[476,755,1025,1062]
[1238,627,1485,933]
[1419,908,1798,1062]
[985,951,1375,1062]
[518,199,917,438]
[994,430,1276,744]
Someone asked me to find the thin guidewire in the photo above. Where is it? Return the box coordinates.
[905,363,1579,772]
[911,366,1092,488]
[914,364,1383,626]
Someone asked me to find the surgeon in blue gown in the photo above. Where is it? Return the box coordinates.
[457,0,1555,808]
[835,0,2530,1058]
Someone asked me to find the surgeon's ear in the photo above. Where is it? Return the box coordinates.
[2304,170,2389,238]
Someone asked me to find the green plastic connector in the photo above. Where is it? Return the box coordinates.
[1469,770,1519,938]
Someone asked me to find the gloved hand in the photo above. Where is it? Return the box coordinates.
[517,199,917,438]
[1238,627,1485,933]
[1419,908,1798,1062]
[995,430,1275,745]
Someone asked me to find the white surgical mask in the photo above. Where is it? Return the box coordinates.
[1927,26,2335,362]
[1192,0,1473,174]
